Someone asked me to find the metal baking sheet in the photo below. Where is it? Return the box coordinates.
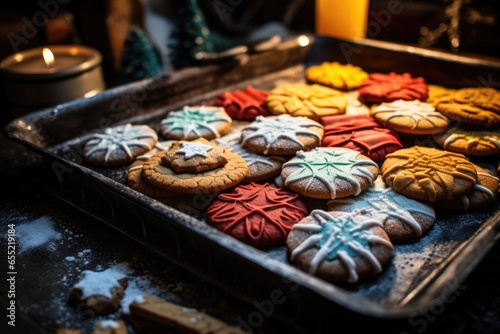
[4,35,500,332]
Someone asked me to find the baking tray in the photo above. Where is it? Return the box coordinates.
[4,35,500,332]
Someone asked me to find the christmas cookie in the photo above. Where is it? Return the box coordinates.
[142,140,247,194]
[320,114,402,161]
[240,114,324,155]
[281,147,379,199]
[434,87,500,128]
[206,182,308,247]
[434,164,499,211]
[381,146,477,202]
[358,72,428,104]
[159,105,232,140]
[327,176,436,242]
[369,99,450,135]
[129,295,244,334]
[433,126,500,156]
[83,123,158,167]
[265,83,347,121]
[427,84,455,107]
[287,209,394,283]
[305,61,369,90]
[215,133,286,183]
[211,85,269,120]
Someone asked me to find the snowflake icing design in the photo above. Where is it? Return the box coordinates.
[241,115,322,154]
[161,106,230,138]
[283,148,378,198]
[291,210,393,283]
[372,100,449,129]
[85,124,157,162]
[177,142,213,159]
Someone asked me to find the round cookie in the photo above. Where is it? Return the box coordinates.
[358,72,428,104]
[265,83,347,121]
[159,105,232,140]
[433,126,500,156]
[215,133,286,183]
[369,99,450,135]
[240,114,324,155]
[287,209,394,283]
[305,61,369,91]
[211,86,269,120]
[83,123,158,167]
[161,139,227,173]
[434,165,499,211]
[206,182,308,247]
[141,142,247,194]
[327,176,436,243]
[381,146,477,202]
[426,84,455,107]
[320,114,403,161]
[281,147,379,199]
[434,87,500,128]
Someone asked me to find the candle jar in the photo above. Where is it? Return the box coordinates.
[0,45,105,116]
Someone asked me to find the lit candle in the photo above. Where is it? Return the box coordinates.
[0,45,105,115]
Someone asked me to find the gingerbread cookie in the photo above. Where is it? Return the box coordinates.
[215,133,286,183]
[159,105,232,140]
[369,99,450,135]
[161,139,227,173]
[434,165,499,210]
[142,140,247,194]
[381,146,477,202]
[305,61,369,91]
[206,182,308,247]
[434,87,500,128]
[358,72,428,104]
[211,85,269,120]
[327,176,436,242]
[320,114,402,161]
[83,124,158,167]
[129,295,244,334]
[287,209,394,283]
[240,114,324,155]
[265,83,347,121]
[433,126,500,156]
[281,147,379,199]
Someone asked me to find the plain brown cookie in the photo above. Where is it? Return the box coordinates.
[83,123,158,167]
[142,148,248,194]
[434,165,499,210]
[240,114,324,155]
[129,295,245,334]
[287,210,394,283]
[281,147,379,199]
[327,176,436,243]
[265,83,347,121]
[433,125,500,156]
[435,87,500,128]
[381,146,477,202]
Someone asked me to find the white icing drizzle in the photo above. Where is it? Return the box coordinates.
[160,106,231,139]
[371,99,449,129]
[216,133,283,167]
[241,115,323,154]
[85,124,157,163]
[291,210,392,283]
[177,142,213,159]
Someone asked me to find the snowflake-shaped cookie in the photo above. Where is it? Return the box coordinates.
[289,210,393,283]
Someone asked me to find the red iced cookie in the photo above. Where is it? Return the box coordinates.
[358,72,428,104]
[206,182,308,247]
[320,114,403,161]
[212,86,269,120]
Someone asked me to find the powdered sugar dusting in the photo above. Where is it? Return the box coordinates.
[73,263,130,298]
[98,319,119,329]
[16,216,62,253]
[120,275,163,314]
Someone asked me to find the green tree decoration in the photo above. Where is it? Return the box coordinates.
[167,0,242,69]
[121,26,164,84]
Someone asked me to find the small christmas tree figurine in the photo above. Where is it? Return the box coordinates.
[167,0,242,69]
[120,26,164,84]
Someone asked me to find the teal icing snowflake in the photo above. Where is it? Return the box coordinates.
[283,148,378,198]
[161,106,231,138]
[291,209,393,283]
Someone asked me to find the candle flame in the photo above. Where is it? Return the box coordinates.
[42,48,55,68]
